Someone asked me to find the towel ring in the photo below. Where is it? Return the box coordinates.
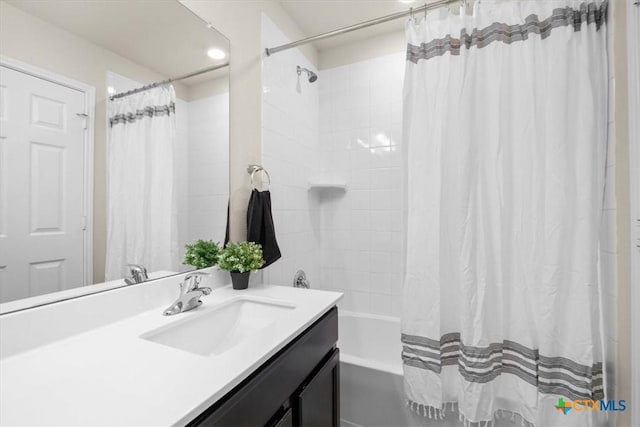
[247,164,271,191]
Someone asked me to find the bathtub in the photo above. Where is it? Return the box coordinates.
[338,311,421,427]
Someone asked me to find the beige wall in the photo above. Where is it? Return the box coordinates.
[319,30,405,70]
[611,1,631,425]
[0,1,187,282]
[188,74,229,101]
[180,0,316,241]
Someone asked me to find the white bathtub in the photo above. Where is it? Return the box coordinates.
[338,311,420,427]
[339,310,403,375]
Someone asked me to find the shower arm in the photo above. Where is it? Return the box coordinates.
[265,0,458,56]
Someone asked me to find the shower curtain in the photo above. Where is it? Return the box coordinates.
[105,85,178,280]
[402,1,608,426]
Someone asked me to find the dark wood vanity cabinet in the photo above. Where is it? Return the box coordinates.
[293,348,339,426]
[188,307,339,427]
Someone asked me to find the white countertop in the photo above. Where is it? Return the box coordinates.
[0,285,342,426]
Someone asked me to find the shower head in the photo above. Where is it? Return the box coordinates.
[297,65,318,83]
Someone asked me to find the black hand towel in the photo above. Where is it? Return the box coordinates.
[247,189,281,268]
[224,200,230,246]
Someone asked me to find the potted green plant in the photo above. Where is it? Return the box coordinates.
[182,239,221,269]
[217,241,265,290]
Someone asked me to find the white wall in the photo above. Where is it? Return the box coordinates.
[318,30,405,70]
[260,14,321,289]
[604,2,633,423]
[317,53,405,316]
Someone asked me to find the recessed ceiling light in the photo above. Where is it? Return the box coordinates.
[207,48,226,60]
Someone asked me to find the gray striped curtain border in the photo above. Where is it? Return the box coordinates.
[406,1,608,64]
[401,333,604,401]
[109,103,176,127]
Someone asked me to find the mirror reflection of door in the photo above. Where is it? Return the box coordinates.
[0,65,91,303]
[0,0,230,311]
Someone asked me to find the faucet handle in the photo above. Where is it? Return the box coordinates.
[185,271,212,286]
[185,271,212,280]
[127,264,148,282]
[180,271,212,293]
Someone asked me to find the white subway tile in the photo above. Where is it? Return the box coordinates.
[350,169,372,190]
[390,273,403,296]
[391,294,403,317]
[350,127,371,149]
[338,290,354,311]
[370,210,392,230]
[370,293,393,316]
[351,291,372,312]
[348,231,372,250]
[370,104,392,129]
[370,272,392,294]
[370,251,392,274]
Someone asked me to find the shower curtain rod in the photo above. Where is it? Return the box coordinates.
[109,62,229,100]
[264,0,459,56]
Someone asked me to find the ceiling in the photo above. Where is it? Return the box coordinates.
[6,0,229,85]
[278,0,442,51]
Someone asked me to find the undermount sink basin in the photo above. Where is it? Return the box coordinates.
[141,296,296,356]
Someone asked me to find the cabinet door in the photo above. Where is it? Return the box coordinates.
[295,348,340,427]
[272,408,293,427]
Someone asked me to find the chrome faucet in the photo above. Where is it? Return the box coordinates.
[163,271,212,316]
[293,270,310,289]
[125,264,148,285]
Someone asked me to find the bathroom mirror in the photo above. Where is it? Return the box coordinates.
[0,0,230,313]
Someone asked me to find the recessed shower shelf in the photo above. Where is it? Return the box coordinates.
[308,181,347,191]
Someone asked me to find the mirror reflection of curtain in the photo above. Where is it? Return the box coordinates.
[105,85,178,280]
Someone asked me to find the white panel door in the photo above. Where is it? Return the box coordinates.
[0,65,86,303]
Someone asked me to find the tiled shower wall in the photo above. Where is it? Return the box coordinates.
[316,53,405,316]
[177,93,229,271]
[260,14,322,288]
[186,93,229,248]
[260,14,405,315]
